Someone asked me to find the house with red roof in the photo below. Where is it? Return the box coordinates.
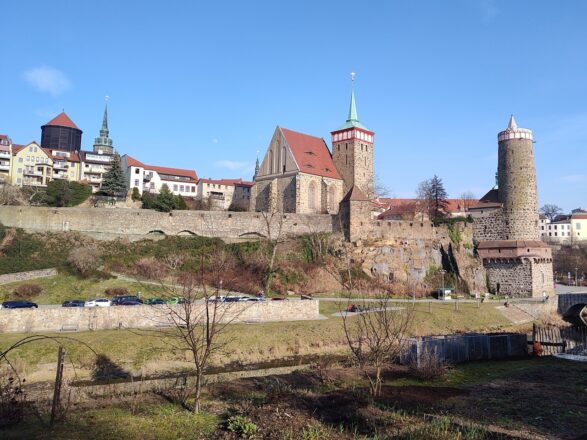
[121,154,199,197]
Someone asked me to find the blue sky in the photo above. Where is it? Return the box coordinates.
[1,0,586,211]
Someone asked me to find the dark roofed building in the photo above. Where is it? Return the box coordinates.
[41,111,82,152]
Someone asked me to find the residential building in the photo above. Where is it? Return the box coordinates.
[10,142,53,187]
[121,155,198,197]
[197,178,254,210]
[0,135,12,185]
[44,149,81,182]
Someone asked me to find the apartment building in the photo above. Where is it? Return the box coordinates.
[121,155,198,197]
[0,135,12,185]
[197,178,253,210]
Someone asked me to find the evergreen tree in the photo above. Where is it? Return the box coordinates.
[417,175,449,220]
[153,184,176,212]
[141,191,156,209]
[175,195,188,210]
[100,153,127,197]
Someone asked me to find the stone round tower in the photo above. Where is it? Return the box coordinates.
[497,115,539,240]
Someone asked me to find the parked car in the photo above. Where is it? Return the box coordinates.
[270,297,288,301]
[112,295,143,306]
[62,300,85,307]
[166,297,187,304]
[225,296,247,302]
[1,300,38,309]
[144,298,166,305]
[208,296,225,303]
[117,299,142,306]
[85,298,112,307]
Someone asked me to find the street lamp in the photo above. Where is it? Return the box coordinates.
[575,267,579,287]
[439,269,447,299]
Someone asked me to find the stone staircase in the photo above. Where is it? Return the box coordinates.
[497,304,534,324]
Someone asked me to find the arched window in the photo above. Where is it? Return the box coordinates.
[268,150,274,174]
[308,181,316,212]
[282,146,287,173]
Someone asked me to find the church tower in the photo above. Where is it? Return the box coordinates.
[331,74,375,197]
[93,101,114,155]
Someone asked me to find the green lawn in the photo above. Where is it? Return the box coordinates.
[0,274,166,304]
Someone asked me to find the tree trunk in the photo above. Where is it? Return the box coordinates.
[265,241,278,293]
[193,370,203,414]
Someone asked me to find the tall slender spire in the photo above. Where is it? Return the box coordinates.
[253,150,260,180]
[337,72,368,130]
[93,96,114,154]
[507,114,517,130]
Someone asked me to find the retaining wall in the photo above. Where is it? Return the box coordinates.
[0,206,337,241]
[0,300,319,333]
[0,268,58,285]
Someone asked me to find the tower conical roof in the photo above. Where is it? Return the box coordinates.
[507,114,517,130]
[337,81,369,131]
[44,112,80,130]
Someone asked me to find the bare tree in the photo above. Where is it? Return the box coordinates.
[540,204,564,222]
[374,174,392,198]
[139,248,243,413]
[341,293,412,397]
[459,191,477,211]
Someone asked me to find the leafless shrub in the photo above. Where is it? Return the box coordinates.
[12,283,43,300]
[104,287,129,297]
[408,348,450,381]
[134,256,169,280]
[67,245,102,277]
[341,293,412,397]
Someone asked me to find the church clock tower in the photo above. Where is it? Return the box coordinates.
[331,74,375,197]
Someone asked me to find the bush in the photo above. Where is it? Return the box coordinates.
[134,257,168,280]
[43,180,92,207]
[104,287,129,297]
[12,283,43,299]
[68,246,102,277]
[0,372,25,428]
[226,415,258,438]
[409,348,450,381]
[131,187,141,202]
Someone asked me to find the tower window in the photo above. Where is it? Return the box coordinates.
[345,143,348,151]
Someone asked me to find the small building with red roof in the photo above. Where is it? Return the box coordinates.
[121,154,199,197]
[197,177,254,210]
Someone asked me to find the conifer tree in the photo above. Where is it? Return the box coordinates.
[153,184,176,212]
[100,153,127,197]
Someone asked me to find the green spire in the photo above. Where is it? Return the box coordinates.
[100,103,109,137]
[253,150,260,180]
[348,89,359,122]
[337,74,369,131]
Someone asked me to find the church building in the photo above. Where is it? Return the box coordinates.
[252,81,374,214]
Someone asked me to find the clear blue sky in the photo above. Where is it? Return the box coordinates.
[1,0,585,211]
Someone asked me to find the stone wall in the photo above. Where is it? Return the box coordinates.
[0,268,58,285]
[354,219,450,243]
[498,137,540,240]
[483,258,554,298]
[471,208,505,241]
[0,206,337,241]
[0,300,319,333]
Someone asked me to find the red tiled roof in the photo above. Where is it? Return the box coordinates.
[572,214,587,220]
[42,148,80,162]
[43,112,80,130]
[378,198,478,213]
[0,134,9,141]
[280,127,341,180]
[198,178,253,187]
[123,155,198,181]
[342,185,369,202]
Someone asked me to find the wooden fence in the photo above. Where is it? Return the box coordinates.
[530,323,587,355]
[402,332,528,367]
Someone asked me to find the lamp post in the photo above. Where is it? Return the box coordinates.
[440,269,447,299]
[575,267,579,287]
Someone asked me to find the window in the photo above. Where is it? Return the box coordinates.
[180,185,184,192]
[16,178,21,184]
[191,186,195,193]
[17,168,22,173]
[134,179,139,187]
[577,223,582,230]
[173,184,178,191]
[135,168,140,174]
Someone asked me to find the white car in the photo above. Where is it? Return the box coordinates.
[85,298,112,307]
